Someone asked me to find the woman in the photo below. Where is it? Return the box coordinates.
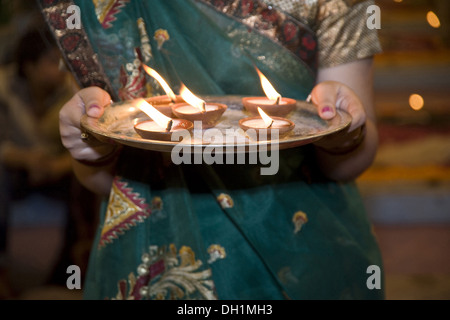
[43,0,383,299]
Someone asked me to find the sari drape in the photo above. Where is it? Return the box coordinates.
[40,0,384,300]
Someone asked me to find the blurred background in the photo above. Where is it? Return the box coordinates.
[0,0,449,300]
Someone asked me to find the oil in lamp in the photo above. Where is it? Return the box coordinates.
[239,107,295,141]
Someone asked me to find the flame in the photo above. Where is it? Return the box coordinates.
[257,107,274,128]
[180,84,206,112]
[255,67,281,103]
[142,64,177,102]
[136,99,173,130]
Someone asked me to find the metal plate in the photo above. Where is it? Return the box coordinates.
[81,95,352,153]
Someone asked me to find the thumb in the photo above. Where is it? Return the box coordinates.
[310,81,339,120]
[78,86,112,118]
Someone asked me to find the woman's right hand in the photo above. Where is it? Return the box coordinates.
[59,86,115,162]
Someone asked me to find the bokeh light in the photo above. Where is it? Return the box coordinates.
[409,94,424,111]
[426,11,441,28]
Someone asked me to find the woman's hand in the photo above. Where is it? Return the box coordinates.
[59,86,118,195]
[309,58,379,182]
[59,86,115,162]
[310,80,367,154]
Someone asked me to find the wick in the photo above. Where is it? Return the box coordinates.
[267,120,274,129]
[166,120,173,132]
[201,102,206,113]
[275,96,281,105]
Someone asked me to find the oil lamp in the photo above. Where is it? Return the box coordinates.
[134,99,193,141]
[239,107,295,141]
[242,67,296,118]
[171,84,227,129]
[142,64,184,117]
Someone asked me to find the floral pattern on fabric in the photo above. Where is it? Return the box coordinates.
[99,177,151,248]
[93,0,130,29]
[113,244,217,300]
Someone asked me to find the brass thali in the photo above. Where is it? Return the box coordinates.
[81,95,352,153]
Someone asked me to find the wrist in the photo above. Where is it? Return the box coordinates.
[315,123,367,156]
[74,145,121,167]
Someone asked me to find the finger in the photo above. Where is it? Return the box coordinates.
[76,86,112,118]
[310,81,338,120]
[335,85,366,132]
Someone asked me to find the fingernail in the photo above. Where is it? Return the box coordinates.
[87,104,101,116]
[88,104,100,111]
[321,106,333,114]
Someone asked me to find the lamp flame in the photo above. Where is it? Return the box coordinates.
[257,107,274,128]
[180,84,206,113]
[255,67,282,104]
[136,99,173,131]
[142,64,177,102]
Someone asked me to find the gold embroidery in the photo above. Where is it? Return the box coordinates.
[99,179,150,247]
[137,18,153,63]
[207,245,227,264]
[113,245,217,300]
[217,193,234,209]
[293,211,308,234]
[103,183,142,234]
[154,29,170,50]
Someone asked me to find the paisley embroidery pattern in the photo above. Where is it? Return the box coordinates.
[99,177,151,247]
[113,245,217,300]
[93,0,130,29]
[39,0,115,98]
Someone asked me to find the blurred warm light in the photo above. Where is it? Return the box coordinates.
[409,94,424,111]
[393,0,402,3]
[426,11,441,28]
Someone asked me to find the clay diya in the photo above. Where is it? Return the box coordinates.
[242,67,296,117]
[239,107,295,141]
[134,99,193,141]
[142,63,184,117]
[171,84,227,129]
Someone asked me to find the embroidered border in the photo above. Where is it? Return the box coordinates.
[197,0,318,74]
[38,0,117,100]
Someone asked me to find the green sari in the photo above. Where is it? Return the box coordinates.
[41,0,384,299]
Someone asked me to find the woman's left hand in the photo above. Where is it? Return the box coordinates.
[309,80,367,154]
